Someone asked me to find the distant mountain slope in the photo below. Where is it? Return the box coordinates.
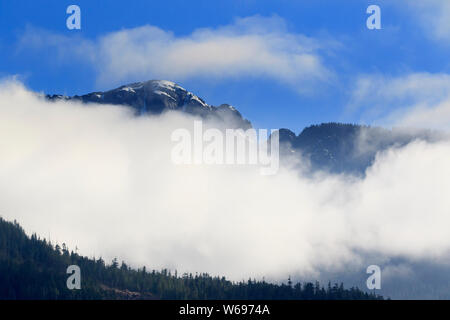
[277,123,439,175]
[0,217,381,300]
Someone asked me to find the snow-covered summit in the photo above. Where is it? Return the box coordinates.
[109,80,211,112]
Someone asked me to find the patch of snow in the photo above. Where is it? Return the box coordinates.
[154,90,176,101]
[130,84,143,90]
[151,80,181,92]
[187,92,208,108]
[120,87,136,93]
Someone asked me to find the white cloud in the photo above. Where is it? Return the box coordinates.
[350,73,450,107]
[406,0,450,42]
[2,81,450,298]
[390,99,450,130]
[18,16,332,91]
[348,72,450,130]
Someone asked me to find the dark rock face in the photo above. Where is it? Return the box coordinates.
[46,80,252,130]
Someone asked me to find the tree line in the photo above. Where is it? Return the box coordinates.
[0,217,383,300]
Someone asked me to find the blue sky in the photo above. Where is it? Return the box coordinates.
[1,0,450,132]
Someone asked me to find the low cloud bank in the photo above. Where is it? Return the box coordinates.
[1,81,450,298]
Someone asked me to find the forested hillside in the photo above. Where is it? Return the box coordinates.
[0,217,382,300]
[278,123,438,174]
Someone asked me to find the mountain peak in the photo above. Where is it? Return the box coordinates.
[46,80,251,129]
